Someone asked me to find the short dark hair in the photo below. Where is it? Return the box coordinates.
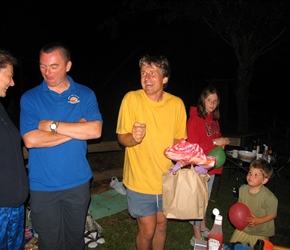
[39,42,71,63]
[139,55,170,88]
[0,49,18,69]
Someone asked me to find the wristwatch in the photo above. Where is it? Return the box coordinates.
[50,120,59,133]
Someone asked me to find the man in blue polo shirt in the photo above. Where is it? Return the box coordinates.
[20,42,103,250]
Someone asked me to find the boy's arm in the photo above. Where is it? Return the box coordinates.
[247,213,277,227]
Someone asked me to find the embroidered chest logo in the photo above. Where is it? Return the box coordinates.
[68,95,80,104]
[205,121,219,136]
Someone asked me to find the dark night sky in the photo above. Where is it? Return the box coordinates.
[1,1,289,139]
[1,1,239,88]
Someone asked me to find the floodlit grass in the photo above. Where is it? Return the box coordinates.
[86,168,290,249]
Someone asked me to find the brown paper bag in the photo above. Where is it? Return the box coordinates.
[162,166,210,220]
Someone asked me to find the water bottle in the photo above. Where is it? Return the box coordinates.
[232,177,239,199]
[256,138,260,154]
[262,144,269,162]
[110,177,127,195]
[232,187,238,199]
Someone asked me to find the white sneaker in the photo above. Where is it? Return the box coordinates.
[188,223,210,238]
[190,236,205,247]
[201,228,210,238]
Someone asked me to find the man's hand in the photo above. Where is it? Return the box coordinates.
[132,122,146,144]
[38,120,53,132]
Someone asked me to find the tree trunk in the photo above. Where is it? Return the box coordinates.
[234,65,254,133]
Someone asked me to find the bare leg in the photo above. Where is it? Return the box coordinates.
[136,214,156,250]
[152,212,167,250]
[193,224,202,239]
[135,212,167,250]
[200,218,207,231]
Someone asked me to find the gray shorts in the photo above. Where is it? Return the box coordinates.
[127,189,163,218]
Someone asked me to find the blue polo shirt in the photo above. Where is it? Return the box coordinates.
[20,76,103,191]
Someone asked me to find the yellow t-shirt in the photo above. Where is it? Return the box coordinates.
[116,90,187,194]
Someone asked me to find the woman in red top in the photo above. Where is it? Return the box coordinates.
[187,85,230,246]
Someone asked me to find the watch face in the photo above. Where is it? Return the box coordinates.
[51,124,57,129]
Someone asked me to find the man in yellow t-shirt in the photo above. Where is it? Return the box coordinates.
[116,54,187,249]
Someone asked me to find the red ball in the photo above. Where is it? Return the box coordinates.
[228,202,251,231]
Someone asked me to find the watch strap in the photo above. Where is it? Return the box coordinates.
[50,120,59,133]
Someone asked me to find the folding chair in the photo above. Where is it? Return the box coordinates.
[270,153,290,190]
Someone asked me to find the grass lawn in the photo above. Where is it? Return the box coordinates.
[86,166,290,250]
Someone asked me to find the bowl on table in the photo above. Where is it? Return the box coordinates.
[238,150,256,163]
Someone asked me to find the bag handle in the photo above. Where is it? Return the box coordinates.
[169,162,182,174]
[170,163,209,175]
[170,163,197,174]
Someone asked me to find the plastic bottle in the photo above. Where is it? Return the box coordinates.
[256,138,260,154]
[262,144,268,161]
[232,177,239,199]
[207,209,223,250]
[252,139,257,154]
[110,177,127,195]
[232,187,238,199]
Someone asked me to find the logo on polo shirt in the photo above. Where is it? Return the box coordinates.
[68,94,80,104]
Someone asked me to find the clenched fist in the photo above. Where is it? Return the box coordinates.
[132,122,146,144]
